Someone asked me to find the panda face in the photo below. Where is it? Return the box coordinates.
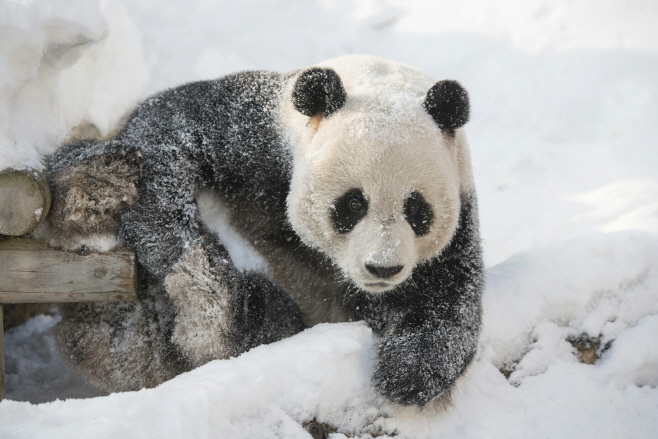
[287,100,462,293]
[285,55,471,294]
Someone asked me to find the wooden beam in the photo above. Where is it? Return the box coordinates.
[0,169,51,236]
[0,238,138,304]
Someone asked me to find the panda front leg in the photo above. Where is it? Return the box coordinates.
[164,234,307,368]
[371,297,481,406]
[364,256,483,406]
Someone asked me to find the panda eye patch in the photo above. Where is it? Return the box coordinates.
[404,191,433,236]
[331,188,368,234]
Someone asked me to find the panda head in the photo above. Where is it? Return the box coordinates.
[284,55,472,294]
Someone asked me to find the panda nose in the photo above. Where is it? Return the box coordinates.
[365,264,404,279]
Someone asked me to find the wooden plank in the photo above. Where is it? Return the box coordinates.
[0,238,138,303]
[0,169,51,236]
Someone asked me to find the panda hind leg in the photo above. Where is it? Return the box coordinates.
[54,285,189,393]
[46,139,142,252]
[165,234,307,368]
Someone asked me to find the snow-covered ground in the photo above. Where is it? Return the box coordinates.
[1,0,658,437]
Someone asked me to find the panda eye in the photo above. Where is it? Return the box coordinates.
[404,191,433,236]
[104,155,113,166]
[405,199,420,216]
[349,199,363,212]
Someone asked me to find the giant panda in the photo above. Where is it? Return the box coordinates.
[49,54,483,407]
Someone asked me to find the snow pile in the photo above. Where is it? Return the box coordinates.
[1,323,385,438]
[1,0,658,438]
[482,232,658,379]
[0,0,147,170]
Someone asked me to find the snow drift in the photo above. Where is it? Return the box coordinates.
[0,0,147,171]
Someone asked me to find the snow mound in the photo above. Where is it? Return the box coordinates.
[482,232,658,377]
[1,323,389,439]
[0,0,148,171]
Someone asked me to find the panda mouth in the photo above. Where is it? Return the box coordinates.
[365,282,390,287]
[363,281,395,292]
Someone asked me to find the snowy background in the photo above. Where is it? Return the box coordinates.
[1,0,658,437]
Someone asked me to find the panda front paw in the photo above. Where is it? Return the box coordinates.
[372,334,449,406]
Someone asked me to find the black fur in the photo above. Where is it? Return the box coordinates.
[115,72,295,279]
[331,188,368,234]
[403,191,433,237]
[423,80,470,131]
[48,67,482,407]
[291,67,347,118]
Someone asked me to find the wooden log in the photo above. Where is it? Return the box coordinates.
[1,304,4,401]
[0,169,51,236]
[0,238,138,303]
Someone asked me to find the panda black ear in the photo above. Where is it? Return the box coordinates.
[423,80,470,130]
[292,67,347,118]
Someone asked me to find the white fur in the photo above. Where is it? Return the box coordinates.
[68,233,118,252]
[282,55,474,293]
[196,189,268,273]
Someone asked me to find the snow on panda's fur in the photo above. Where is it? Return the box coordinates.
[48,55,483,406]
